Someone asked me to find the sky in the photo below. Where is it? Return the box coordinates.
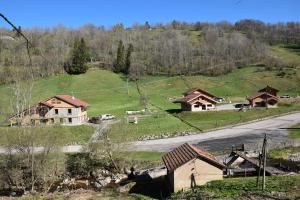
[1,0,299,29]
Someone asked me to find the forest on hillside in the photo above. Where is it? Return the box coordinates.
[0,19,300,83]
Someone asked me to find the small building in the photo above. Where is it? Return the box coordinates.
[247,85,279,108]
[224,151,285,177]
[9,95,89,126]
[174,88,217,111]
[162,143,225,192]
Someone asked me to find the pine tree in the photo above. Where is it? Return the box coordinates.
[113,40,125,73]
[64,37,89,74]
[124,43,133,74]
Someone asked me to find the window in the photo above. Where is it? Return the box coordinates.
[194,104,200,108]
[68,109,72,115]
[60,118,64,123]
[68,118,72,123]
[55,109,58,115]
[207,104,212,107]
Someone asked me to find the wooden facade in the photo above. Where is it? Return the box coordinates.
[174,88,217,112]
[9,95,89,126]
[247,86,279,108]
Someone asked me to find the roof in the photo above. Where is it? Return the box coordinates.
[48,95,89,108]
[246,92,279,101]
[258,85,279,93]
[174,93,217,105]
[162,143,225,172]
[226,151,259,167]
[183,88,216,98]
[225,151,278,175]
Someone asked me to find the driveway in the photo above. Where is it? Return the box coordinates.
[131,112,300,152]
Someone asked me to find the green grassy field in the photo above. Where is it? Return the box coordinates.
[0,125,94,146]
[0,46,300,142]
[268,146,300,159]
[288,123,300,138]
[172,175,300,199]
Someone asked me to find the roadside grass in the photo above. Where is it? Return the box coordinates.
[172,175,300,199]
[268,146,300,159]
[0,125,94,146]
[110,102,300,141]
[116,151,165,168]
[288,123,300,138]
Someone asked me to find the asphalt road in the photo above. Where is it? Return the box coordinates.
[131,112,300,152]
[1,113,300,154]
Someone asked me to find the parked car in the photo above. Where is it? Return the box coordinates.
[234,103,243,108]
[100,114,115,121]
[89,116,101,124]
[234,103,249,109]
[280,95,290,98]
[214,97,225,103]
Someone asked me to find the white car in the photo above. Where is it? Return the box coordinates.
[100,114,115,121]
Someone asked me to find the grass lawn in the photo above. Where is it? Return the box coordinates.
[288,123,300,138]
[268,146,300,159]
[172,175,300,199]
[110,102,300,141]
[1,45,300,143]
[0,125,94,146]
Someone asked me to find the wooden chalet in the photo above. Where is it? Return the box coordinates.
[174,88,217,112]
[162,143,225,192]
[247,85,279,108]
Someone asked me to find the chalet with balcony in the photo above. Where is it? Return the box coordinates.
[247,85,279,108]
[174,88,217,111]
[9,95,89,126]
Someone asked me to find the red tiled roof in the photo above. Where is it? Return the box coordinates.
[183,88,216,98]
[247,92,279,101]
[174,93,217,105]
[162,143,225,172]
[55,95,89,108]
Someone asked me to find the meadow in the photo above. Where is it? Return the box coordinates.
[0,45,300,142]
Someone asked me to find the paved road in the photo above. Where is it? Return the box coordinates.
[131,112,300,152]
[1,113,300,154]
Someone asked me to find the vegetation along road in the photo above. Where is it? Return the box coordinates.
[131,112,300,152]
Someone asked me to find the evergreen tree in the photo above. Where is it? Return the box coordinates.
[113,40,125,73]
[64,37,89,74]
[124,43,133,74]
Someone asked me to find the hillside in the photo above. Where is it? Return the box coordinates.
[0,46,300,141]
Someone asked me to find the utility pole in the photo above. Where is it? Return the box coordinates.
[126,77,129,95]
[256,133,267,190]
[262,134,267,191]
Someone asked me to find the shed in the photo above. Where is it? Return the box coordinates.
[162,143,225,192]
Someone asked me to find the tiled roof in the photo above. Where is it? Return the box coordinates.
[55,95,89,108]
[162,143,225,172]
[174,93,217,105]
[247,92,279,101]
[183,88,216,98]
[258,85,279,93]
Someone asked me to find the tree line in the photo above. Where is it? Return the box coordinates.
[0,19,299,83]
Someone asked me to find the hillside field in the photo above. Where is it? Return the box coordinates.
[0,46,300,142]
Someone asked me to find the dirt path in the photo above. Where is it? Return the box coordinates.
[131,112,300,152]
